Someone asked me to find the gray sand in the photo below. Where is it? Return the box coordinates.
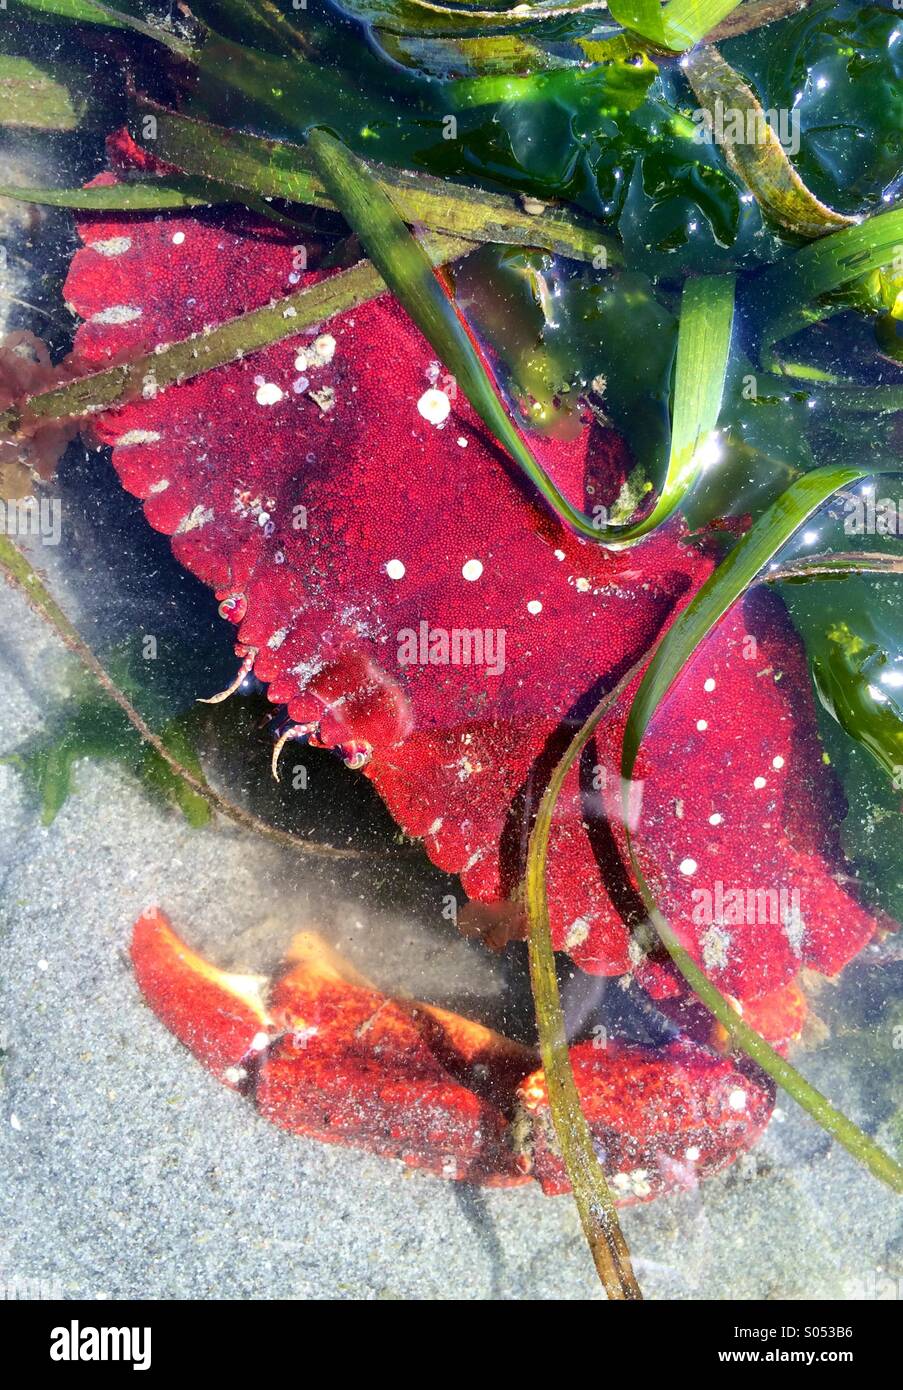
[1,580,901,1301]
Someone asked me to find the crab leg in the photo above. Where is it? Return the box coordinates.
[198,648,258,705]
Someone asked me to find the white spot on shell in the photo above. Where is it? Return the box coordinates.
[172,231,186,245]
[679,857,698,876]
[255,382,284,406]
[90,236,132,257]
[175,505,214,535]
[772,755,785,769]
[701,924,730,970]
[709,813,723,826]
[148,479,170,495]
[696,719,708,731]
[311,334,336,366]
[753,776,767,789]
[90,304,142,325]
[704,678,716,692]
[462,559,483,581]
[417,389,451,425]
[564,917,590,949]
[728,1087,747,1112]
[115,429,161,446]
[385,559,406,580]
[527,599,543,615]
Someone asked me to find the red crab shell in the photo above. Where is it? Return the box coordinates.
[64,134,882,1024]
[131,909,775,1196]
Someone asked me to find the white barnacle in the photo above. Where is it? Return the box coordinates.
[417,388,451,425]
[255,381,284,406]
[115,429,161,446]
[564,917,590,950]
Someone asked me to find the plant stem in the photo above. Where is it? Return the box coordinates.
[632,883,903,1193]
[768,552,903,582]
[708,0,811,40]
[0,237,467,434]
[525,663,645,1300]
[144,105,618,266]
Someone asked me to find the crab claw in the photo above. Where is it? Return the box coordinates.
[130,911,532,1186]
[512,1039,774,1200]
[130,907,272,1085]
[258,932,533,1183]
[131,912,775,1196]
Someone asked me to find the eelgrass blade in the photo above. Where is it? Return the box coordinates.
[306,126,733,547]
[620,464,903,1194]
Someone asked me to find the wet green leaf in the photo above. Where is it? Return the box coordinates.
[608,0,741,51]
[683,45,853,237]
[0,180,213,210]
[757,205,903,362]
[15,0,194,54]
[307,125,734,543]
[0,54,89,131]
[5,658,211,828]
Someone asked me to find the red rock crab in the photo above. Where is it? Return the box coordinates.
[54,132,889,1205]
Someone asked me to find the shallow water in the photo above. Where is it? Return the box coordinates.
[0,0,902,1302]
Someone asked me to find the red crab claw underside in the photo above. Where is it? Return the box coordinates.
[131,908,775,1197]
[67,131,886,1020]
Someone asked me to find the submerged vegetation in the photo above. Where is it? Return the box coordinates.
[0,0,902,1299]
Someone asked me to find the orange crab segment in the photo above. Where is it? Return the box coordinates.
[130,908,272,1086]
[259,932,531,1184]
[709,978,809,1057]
[513,1040,774,1200]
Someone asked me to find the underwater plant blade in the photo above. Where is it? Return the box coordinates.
[607,0,741,49]
[17,0,194,52]
[0,55,89,131]
[0,180,214,210]
[304,126,578,524]
[622,465,870,776]
[684,47,853,238]
[623,274,735,541]
[616,466,903,1194]
[524,668,644,1299]
[306,127,733,545]
[760,207,903,357]
[148,109,618,266]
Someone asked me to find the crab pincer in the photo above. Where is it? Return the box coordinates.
[131,910,774,1199]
